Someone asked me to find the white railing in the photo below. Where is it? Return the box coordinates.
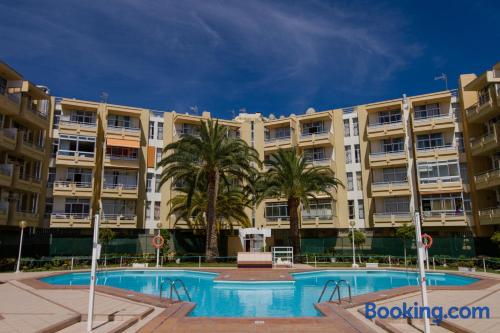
[367,119,402,129]
[414,112,452,121]
[265,135,291,143]
[302,214,333,220]
[416,144,455,153]
[57,150,95,158]
[300,130,329,138]
[59,119,97,127]
[306,157,331,166]
[102,214,137,221]
[107,124,140,132]
[422,211,466,217]
[373,212,412,218]
[371,180,408,188]
[419,175,461,184]
[103,183,138,190]
[54,181,92,188]
[51,212,91,220]
[369,150,405,158]
[106,154,138,160]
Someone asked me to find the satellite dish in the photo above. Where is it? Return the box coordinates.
[279,115,284,119]
[269,113,276,120]
[306,107,316,115]
[290,113,296,117]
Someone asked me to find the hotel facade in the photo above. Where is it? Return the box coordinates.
[1,61,499,247]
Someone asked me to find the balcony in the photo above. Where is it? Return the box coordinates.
[371,181,410,197]
[412,113,455,133]
[264,217,290,229]
[299,130,333,147]
[107,125,141,141]
[20,101,49,128]
[101,214,137,228]
[465,98,498,124]
[0,128,17,151]
[58,119,98,136]
[301,214,339,228]
[56,150,95,167]
[415,145,457,160]
[470,124,500,156]
[418,177,463,194]
[14,210,39,226]
[50,213,92,228]
[0,202,8,225]
[104,154,140,169]
[478,207,500,226]
[306,157,336,171]
[421,211,470,227]
[101,184,139,199]
[0,90,21,115]
[12,172,42,192]
[369,151,407,167]
[264,135,292,150]
[16,134,45,160]
[367,120,404,139]
[474,169,500,190]
[0,164,14,187]
[52,181,93,197]
[373,212,413,227]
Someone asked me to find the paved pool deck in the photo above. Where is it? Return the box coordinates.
[0,267,498,333]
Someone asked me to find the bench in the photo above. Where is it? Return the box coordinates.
[237,252,273,268]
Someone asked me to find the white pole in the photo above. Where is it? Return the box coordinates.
[156,229,160,268]
[15,225,25,273]
[425,247,430,271]
[388,255,391,268]
[432,257,435,271]
[483,258,486,273]
[71,257,74,271]
[414,212,431,333]
[351,226,357,268]
[87,213,100,332]
[198,256,201,268]
[119,256,123,268]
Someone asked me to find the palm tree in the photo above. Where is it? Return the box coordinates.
[259,148,341,255]
[159,119,260,261]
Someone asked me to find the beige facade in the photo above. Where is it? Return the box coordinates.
[1,60,499,238]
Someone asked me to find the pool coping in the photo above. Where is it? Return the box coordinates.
[16,267,499,332]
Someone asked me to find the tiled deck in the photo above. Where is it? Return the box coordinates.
[0,268,498,333]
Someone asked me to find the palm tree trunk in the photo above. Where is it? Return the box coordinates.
[205,169,220,262]
[288,198,301,256]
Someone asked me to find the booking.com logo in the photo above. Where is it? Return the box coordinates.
[365,302,490,324]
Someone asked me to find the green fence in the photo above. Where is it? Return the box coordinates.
[300,236,476,257]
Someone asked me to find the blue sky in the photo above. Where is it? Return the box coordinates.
[1,0,499,118]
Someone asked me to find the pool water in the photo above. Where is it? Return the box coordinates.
[41,270,477,317]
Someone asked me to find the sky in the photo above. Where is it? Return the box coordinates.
[1,0,499,118]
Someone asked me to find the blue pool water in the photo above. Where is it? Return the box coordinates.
[41,270,477,317]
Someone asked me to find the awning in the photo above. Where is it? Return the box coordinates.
[106,138,140,148]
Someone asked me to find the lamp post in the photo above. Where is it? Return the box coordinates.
[15,220,27,273]
[349,220,358,268]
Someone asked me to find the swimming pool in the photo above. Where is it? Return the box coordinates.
[41,270,477,317]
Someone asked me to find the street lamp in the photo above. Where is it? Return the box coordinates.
[349,220,358,268]
[15,220,27,273]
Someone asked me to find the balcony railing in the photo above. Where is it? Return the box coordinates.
[369,150,405,158]
[419,175,461,184]
[470,131,496,147]
[367,119,402,128]
[0,128,17,140]
[106,154,138,160]
[413,112,451,121]
[265,135,291,143]
[54,181,92,188]
[22,138,44,151]
[265,216,289,221]
[300,130,329,138]
[59,119,97,127]
[103,183,138,190]
[371,180,408,188]
[51,212,91,220]
[422,211,467,217]
[107,124,140,133]
[58,150,95,158]
[103,214,137,221]
[302,214,333,220]
[373,212,412,219]
[474,168,500,183]
[306,157,332,166]
[416,144,455,153]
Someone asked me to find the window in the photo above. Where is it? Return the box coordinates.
[53,109,61,129]
[108,114,133,128]
[64,198,90,215]
[304,147,326,161]
[147,173,153,192]
[382,137,404,152]
[358,200,364,219]
[347,172,354,191]
[157,123,163,140]
[106,146,138,159]
[102,199,136,216]
[69,110,95,124]
[58,135,95,158]
[378,109,401,124]
[44,197,53,217]
[421,194,464,214]
[352,118,359,136]
[266,126,290,141]
[146,201,151,219]
[47,168,56,187]
[348,200,355,219]
[414,103,441,119]
[180,123,200,136]
[67,167,93,184]
[417,160,460,183]
[155,175,161,192]
[416,133,445,149]
[383,197,410,213]
[51,141,58,157]
[265,202,289,220]
[302,121,325,135]
[381,167,407,183]
[460,163,468,183]
[456,132,464,152]
[356,172,362,190]
[103,169,137,188]
[149,121,155,139]
[303,199,333,219]
[452,103,461,122]
[154,202,161,220]
[343,119,350,137]
[354,144,360,163]
[156,148,162,166]
[345,145,352,163]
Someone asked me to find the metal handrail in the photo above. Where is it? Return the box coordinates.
[159,278,191,302]
[319,279,352,304]
[317,280,337,303]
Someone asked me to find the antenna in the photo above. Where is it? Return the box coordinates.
[434,73,448,90]
[100,91,109,103]
[190,105,198,115]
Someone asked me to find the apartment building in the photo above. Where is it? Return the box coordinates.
[0,62,51,228]
[1,60,498,243]
[46,98,149,229]
[459,62,500,236]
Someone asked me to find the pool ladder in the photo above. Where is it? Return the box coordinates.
[159,278,192,302]
[317,279,352,304]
